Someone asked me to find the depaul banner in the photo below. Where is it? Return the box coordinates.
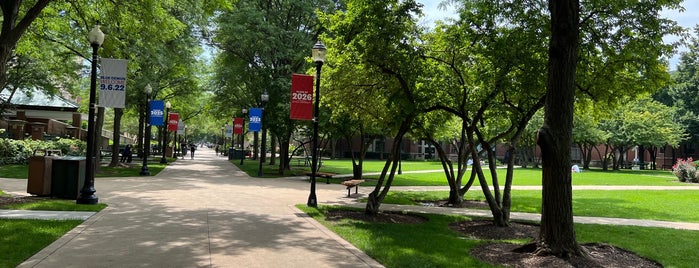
[233,118,243,134]
[168,113,179,131]
[290,74,314,120]
[99,58,128,108]
[150,100,164,126]
[249,108,262,132]
[177,119,185,135]
[225,124,233,138]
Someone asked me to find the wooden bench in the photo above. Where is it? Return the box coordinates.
[341,179,365,197]
[305,171,337,184]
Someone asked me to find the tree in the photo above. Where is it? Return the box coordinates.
[323,0,428,215]
[572,102,610,170]
[0,0,59,116]
[534,0,583,258]
[212,0,337,174]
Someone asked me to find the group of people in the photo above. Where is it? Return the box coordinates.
[181,141,196,159]
[119,142,197,163]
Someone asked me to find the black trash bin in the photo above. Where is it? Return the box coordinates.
[228,148,235,160]
[27,149,61,196]
[51,156,86,199]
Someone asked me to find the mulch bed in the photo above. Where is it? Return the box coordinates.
[324,206,662,268]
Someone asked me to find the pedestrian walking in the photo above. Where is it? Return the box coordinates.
[120,144,132,163]
[181,142,187,159]
[189,143,196,159]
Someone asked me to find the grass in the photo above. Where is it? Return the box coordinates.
[381,189,699,223]
[0,159,170,179]
[299,205,699,268]
[0,219,83,268]
[1,199,107,211]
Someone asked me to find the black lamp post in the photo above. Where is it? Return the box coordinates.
[308,41,326,207]
[140,84,153,176]
[258,91,269,177]
[160,101,171,164]
[221,126,225,155]
[77,22,104,205]
[240,108,247,165]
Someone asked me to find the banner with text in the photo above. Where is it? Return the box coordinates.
[177,119,185,135]
[290,74,314,120]
[249,108,262,132]
[150,100,164,126]
[225,124,233,138]
[99,58,128,108]
[168,113,179,131]
[234,117,243,134]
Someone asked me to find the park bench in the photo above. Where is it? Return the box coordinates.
[341,179,365,197]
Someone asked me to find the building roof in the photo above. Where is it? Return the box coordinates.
[1,88,79,111]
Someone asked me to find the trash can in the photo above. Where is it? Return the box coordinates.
[51,156,86,199]
[228,148,235,160]
[27,149,61,196]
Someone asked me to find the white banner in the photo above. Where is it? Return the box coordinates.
[177,119,185,135]
[99,58,128,108]
[225,125,233,138]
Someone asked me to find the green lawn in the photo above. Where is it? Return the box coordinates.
[0,219,83,267]
[0,159,170,179]
[382,189,699,223]
[299,205,699,268]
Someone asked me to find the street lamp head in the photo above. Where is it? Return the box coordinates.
[144,84,152,94]
[242,108,248,114]
[88,22,105,46]
[165,101,171,109]
[312,41,327,63]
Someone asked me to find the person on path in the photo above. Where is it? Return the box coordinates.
[180,142,187,159]
[189,143,196,159]
[120,144,132,163]
[215,145,219,156]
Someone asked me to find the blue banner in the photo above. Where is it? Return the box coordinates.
[150,100,164,126]
[249,108,262,132]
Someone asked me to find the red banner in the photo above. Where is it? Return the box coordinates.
[290,74,314,120]
[233,117,243,134]
[168,113,179,131]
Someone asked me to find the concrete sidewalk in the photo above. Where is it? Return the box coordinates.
[7,148,383,268]
[2,149,699,267]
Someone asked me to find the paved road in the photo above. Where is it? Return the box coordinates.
[2,148,381,268]
[2,149,699,267]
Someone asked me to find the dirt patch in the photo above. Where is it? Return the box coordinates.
[0,195,50,208]
[449,219,539,240]
[325,209,427,224]
[455,220,662,268]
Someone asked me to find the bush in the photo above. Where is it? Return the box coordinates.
[671,158,698,183]
[0,138,86,165]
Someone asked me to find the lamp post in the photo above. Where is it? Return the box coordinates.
[160,101,171,164]
[221,125,225,155]
[240,108,247,165]
[77,22,104,205]
[257,91,269,177]
[308,41,326,207]
[140,84,153,176]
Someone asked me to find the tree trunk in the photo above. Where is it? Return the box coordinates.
[535,0,584,258]
[93,107,106,173]
[365,118,412,215]
[109,108,123,167]
[269,134,276,165]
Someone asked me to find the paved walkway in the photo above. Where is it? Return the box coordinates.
[1,149,699,267]
[1,148,382,268]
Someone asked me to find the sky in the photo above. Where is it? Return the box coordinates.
[417,0,699,71]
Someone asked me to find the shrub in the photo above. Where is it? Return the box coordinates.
[671,158,698,183]
[0,138,86,165]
